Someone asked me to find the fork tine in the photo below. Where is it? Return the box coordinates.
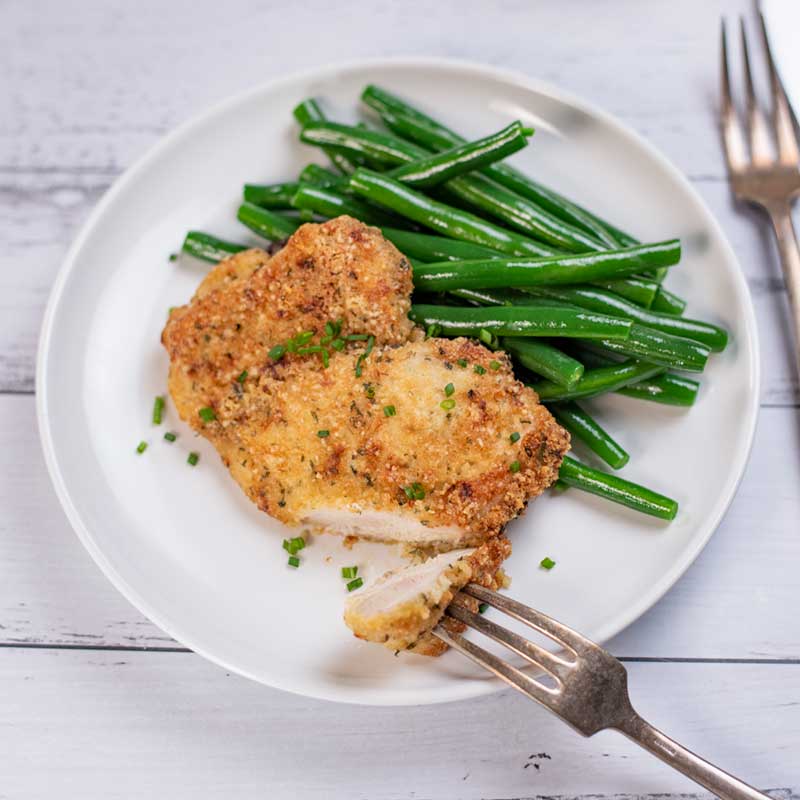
[432,624,559,708]
[739,17,773,165]
[719,19,748,172]
[758,11,800,167]
[462,584,593,655]
[447,602,572,680]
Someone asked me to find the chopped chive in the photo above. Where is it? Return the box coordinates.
[473,364,486,375]
[489,360,501,371]
[198,406,216,422]
[152,395,165,425]
[331,338,345,351]
[282,539,290,552]
[354,335,374,378]
[510,431,521,443]
[478,603,488,614]
[294,331,314,346]
[236,370,248,383]
[346,577,364,592]
[297,345,325,355]
[285,339,297,354]
[440,398,456,411]
[136,441,147,454]
[324,321,335,337]
[268,344,286,361]
[364,384,376,399]
[345,333,369,341]
[320,349,330,369]
[444,382,455,397]
[187,452,199,466]
[288,555,300,568]
[402,482,425,501]
[540,557,556,570]
[509,460,521,473]
[383,405,396,417]
[168,253,178,262]
[289,536,306,553]
[317,429,330,438]
[425,323,442,339]
[457,358,468,368]
[163,431,177,443]
[341,566,358,579]
[479,329,494,346]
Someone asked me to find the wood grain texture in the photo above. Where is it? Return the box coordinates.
[1,650,798,799]
[3,393,799,658]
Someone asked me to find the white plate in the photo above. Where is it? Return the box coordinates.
[37,58,759,706]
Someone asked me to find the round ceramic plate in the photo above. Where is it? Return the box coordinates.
[37,59,759,706]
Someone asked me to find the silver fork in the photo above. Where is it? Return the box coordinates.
[720,14,800,373]
[433,585,774,800]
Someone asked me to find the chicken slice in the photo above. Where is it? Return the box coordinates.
[216,337,568,548]
[344,535,512,655]
[162,215,415,421]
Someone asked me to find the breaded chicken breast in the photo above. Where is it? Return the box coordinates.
[162,216,568,549]
[163,216,415,417]
[344,536,512,655]
[203,337,567,547]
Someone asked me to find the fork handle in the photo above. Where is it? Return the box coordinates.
[766,201,800,375]
[616,712,773,800]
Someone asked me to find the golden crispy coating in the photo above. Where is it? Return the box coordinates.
[206,337,568,547]
[162,216,415,420]
[344,536,512,655]
[162,216,568,551]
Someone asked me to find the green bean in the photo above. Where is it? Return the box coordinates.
[381,228,502,262]
[443,172,607,253]
[385,231,656,306]
[237,202,300,241]
[291,184,401,227]
[549,402,629,469]
[598,324,710,372]
[574,347,699,406]
[651,285,688,315]
[298,163,347,189]
[559,456,678,520]
[527,360,664,402]
[501,338,584,388]
[408,303,633,340]
[362,85,629,248]
[348,169,556,257]
[300,120,429,169]
[293,99,357,174]
[387,121,533,188]
[593,277,658,308]
[303,121,602,253]
[413,240,680,292]
[528,285,727,351]
[181,231,248,263]
[617,373,699,406]
[243,182,300,209]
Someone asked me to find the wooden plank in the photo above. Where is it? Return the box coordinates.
[0,649,797,798]
[0,0,748,178]
[4,393,799,658]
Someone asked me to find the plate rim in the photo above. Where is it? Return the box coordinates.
[36,55,761,706]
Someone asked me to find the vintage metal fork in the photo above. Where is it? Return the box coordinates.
[433,585,774,800]
[720,15,800,372]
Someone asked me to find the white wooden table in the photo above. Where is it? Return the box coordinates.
[2,1,799,796]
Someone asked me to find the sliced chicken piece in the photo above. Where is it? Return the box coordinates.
[162,215,415,422]
[344,536,512,655]
[216,337,569,548]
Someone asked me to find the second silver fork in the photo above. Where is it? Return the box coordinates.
[721,14,800,374]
